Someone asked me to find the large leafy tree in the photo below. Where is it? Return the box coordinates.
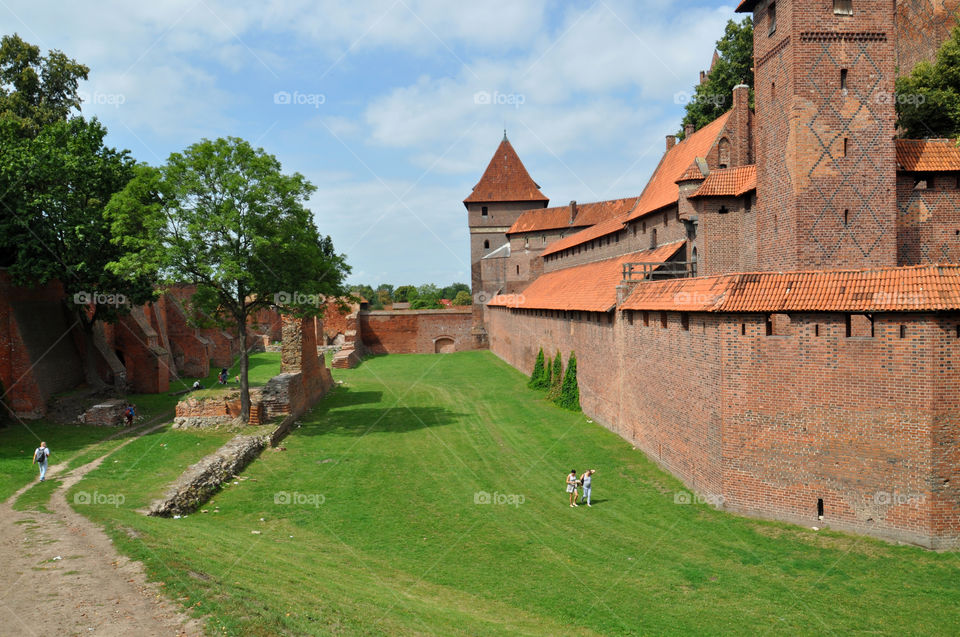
[896,26,960,138]
[679,17,754,137]
[106,137,350,420]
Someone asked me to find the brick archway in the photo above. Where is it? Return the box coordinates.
[433,336,455,354]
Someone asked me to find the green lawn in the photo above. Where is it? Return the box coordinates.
[2,352,281,504]
[65,351,960,635]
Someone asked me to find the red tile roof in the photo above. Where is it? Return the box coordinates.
[621,265,960,313]
[896,139,960,172]
[676,161,706,183]
[690,165,757,198]
[464,138,549,204]
[489,242,685,312]
[508,196,639,234]
[540,213,630,257]
[626,112,731,222]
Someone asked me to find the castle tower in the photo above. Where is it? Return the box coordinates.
[464,133,548,342]
[737,0,897,270]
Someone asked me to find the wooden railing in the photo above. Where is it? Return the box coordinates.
[622,261,696,281]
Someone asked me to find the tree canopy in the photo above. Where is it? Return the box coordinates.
[679,17,754,137]
[106,136,350,419]
[896,26,960,139]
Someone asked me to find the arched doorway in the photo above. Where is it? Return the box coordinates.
[434,337,455,354]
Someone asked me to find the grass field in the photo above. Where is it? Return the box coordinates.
[37,351,960,634]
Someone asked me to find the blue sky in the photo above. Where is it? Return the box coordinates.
[4,0,741,286]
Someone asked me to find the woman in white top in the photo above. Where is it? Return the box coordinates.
[566,469,579,507]
[580,469,596,506]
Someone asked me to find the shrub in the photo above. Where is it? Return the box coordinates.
[528,348,546,389]
[547,352,563,400]
[452,290,472,306]
[555,352,581,411]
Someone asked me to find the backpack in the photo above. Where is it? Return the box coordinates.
[35,448,46,463]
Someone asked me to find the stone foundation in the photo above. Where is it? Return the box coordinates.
[77,399,128,427]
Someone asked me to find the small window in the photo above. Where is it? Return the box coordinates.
[814,324,820,337]
[834,0,853,15]
[840,68,848,90]
[651,228,658,249]
[771,82,776,99]
[627,311,634,325]
[817,498,825,520]
[681,313,689,331]
[483,240,490,249]
[843,137,849,157]
[846,314,874,338]
[481,206,488,216]
[768,1,777,35]
[516,265,520,275]
[541,234,546,244]
[765,315,773,336]
[642,221,647,233]
[718,206,729,215]
[843,209,849,227]
[643,311,650,327]
[660,312,668,328]
[663,213,668,227]
[900,325,906,339]
[741,323,746,335]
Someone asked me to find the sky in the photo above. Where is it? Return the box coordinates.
[3,0,742,286]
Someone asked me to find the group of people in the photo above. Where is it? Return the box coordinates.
[566,469,596,507]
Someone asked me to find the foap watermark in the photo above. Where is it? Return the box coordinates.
[474,491,525,507]
[73,291,128,307]
[673,91,728,108]
[487,293,526,308]
[874,91,926,106]
[473,90,525,109]
[874,490,925,506]
[74,490,125,508]
[273,90,325,108]
[274,491,325,508]
[274,291,322,307]
[872,291,924,308]
[674,490,724,507]
[673,291,722,306]
[78,90,126,108]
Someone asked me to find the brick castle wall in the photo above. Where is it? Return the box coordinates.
[360,308,474,355]
[487,304,960,548]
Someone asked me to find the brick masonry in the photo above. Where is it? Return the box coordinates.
[360,308,473,354]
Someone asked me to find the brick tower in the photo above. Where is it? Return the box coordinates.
[738,0,898,270]
[464,133,548,344]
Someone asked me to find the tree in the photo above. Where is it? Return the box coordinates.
[528,348,546,389]
[0,34,89,137]
[394,285,418,303]
[441,282,470,299]
[417,283,441,302]
[452,290,472,306]
[544,355,552,389]
[679,17,754,137]
[896,26,960,138]
[548,352,563,400]
[410,298,442,310]
[0,115,149,387]
[555,352,581,411]
[106,137,350,421]
[377,283,393,306]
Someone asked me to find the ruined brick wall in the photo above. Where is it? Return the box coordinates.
[487,304,960,548]
[359,309,474,355]
[896,0,960,76]
[896,172,960,264]
[754,0,898,271]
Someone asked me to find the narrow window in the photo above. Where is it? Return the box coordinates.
[681,313,690,331]
[843,138,849,157]
[643,311,650,327]
[817,498,825,520]
[627,311,634,325]
[929,176,936,189]
[660,312,668,328]
[900,325,906,339]
[768,1,777,35]
[651,228,658,249]
[843,209,849,227]
[642,221,647,233]
[834,0,853,16]
[483,239,490,249]
[745,195,752,213]
[765,315,773,336]
[840,68,848,90]
[541,234,546,245]
[741,323,746,336]
[663,213,668,227]
[481,206,488,217]
[815,324,820,337]
[633,226,637,237]
[516,265,520,275]
[845,314,852,337]
[771,82,776,99]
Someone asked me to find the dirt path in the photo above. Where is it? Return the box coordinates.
[0,419,203,637]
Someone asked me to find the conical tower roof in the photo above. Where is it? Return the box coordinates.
[464,136,549,205]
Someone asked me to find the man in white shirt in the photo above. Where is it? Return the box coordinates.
[32,441,50,481]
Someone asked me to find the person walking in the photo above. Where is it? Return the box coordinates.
[580,469,596,507]
[566,469,579,507]
[32,441,50,481]
[125,404,136,426]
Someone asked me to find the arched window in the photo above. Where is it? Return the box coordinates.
[691,247,698,277]
[718,137,731,169]
[483,240,490,249]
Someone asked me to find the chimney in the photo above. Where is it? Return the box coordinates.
[685,123,696,138]
[666,135,676,151]
[569,200,579,225]
[732,84,749,111]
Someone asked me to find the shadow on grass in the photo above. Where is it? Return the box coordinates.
[297,386,463,437]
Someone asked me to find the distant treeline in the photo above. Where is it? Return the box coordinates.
[350,283,471,310]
